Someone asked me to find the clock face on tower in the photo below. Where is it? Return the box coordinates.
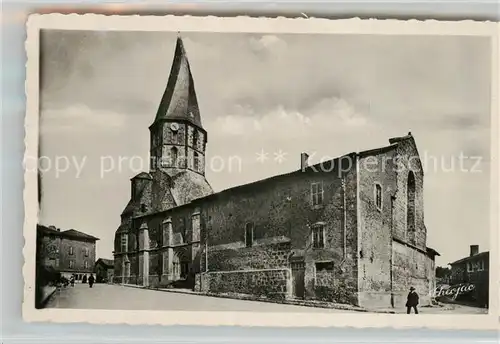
[170,123,179,131]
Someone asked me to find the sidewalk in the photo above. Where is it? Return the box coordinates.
[38,285,57,307]
[121,284,394,313]
[375,304,455,314]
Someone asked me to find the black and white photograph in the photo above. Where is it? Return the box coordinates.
[23,15,498,329]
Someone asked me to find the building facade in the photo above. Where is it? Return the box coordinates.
[95,258,114,283]
[113,37,439,308]
[449,245,489,307]
[37,224,99,281]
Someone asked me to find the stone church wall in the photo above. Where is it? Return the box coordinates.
[196,156,359,304]
[357,150,397,308]
[205,269,290,300]
[207,241,291,271]
[197,241,291,300]
[357,138,433,309]
[392,139,426,250]
[392,240,432,307]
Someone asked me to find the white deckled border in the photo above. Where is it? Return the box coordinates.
[23,14,500,329]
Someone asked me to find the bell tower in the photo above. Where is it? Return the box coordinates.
[149,36,207,176]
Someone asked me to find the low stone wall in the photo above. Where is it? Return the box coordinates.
[196,269,290,300]
[207,242,291,271]
[114,275,139,285]
[313,279,358,305]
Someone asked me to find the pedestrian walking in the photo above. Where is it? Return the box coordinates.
[82,275,87,284]
[70,275,75,287]
[88,274,95,288]
[406,286,419,314]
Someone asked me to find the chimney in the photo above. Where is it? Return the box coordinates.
[470,245,479,257]
[300,152,309,170]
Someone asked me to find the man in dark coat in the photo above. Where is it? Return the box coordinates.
[406,287,419,314]
[88,274,95,288]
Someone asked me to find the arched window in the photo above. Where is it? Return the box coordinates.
[374,183,382,210]
[172,250,190,280]
[179,218,186,242]
[170,147,178,167]
[192,129,198,148]
[120,233,128,252]
[193,152,199,171]
[407,171,416,232]
[245,222,254,247]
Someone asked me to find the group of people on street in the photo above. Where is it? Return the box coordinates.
[68,274,95,288]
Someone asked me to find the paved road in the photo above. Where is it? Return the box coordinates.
[46,283,488,314]
[392,304,488,314]
[46,283,347,312]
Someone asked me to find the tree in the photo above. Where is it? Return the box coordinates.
[436,266,451,280]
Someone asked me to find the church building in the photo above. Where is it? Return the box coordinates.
[113,36,439,309]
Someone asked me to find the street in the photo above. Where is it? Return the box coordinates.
[45,283,347,312]
[46,283,488,314]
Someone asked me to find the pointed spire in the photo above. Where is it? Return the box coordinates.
[152,36,202,128]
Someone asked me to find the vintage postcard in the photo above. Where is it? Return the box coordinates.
[23,14,498,329]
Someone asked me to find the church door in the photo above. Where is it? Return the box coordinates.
[180,262,189,279]
[291,261,305,299]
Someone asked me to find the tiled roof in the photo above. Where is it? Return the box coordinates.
[61,229,99,241]
[152,36,202,128]
[358,133,413,157]
[189,133,416,203]
[426,247,440,257]
[121,199,136,216]
[121,177,150,215]
[37,225,60,235]
[37,225,99,241]
[131,172,153,180]
[449,251,489,265]
[96,258,114,267]
[127,169,213,219]
[167,170,213,208]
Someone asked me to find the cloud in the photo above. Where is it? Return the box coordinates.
[249,35,287,54]
[38,31,492,266]
[207,96,370,143]
[308,97,368,127]
[41,104,126,133]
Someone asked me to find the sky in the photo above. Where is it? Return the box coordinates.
[39,30,492,267]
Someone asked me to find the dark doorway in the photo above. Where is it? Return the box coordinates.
[180,262,189,279]
[291,261,305,299]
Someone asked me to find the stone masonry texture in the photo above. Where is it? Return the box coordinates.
[113,37,438,309]
[207,270,289,300]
